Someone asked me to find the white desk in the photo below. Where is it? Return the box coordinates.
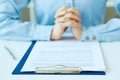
[0,40,120,80]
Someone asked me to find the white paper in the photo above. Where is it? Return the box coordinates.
[21,39,105,72]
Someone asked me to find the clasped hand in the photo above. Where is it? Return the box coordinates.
[51,6,82,40]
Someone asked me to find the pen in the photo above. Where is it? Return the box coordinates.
[4,45,16,60]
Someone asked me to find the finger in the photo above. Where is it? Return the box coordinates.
[55,17,71,23]
[55,18,69,23]
[56,6,67,13]
[55,20,72,28]
[67,7,80,17]
[55,17,66,23]
[60,20,73,27]
[64,13,80,22]
[55,10,66,18]
[63,20,80,28]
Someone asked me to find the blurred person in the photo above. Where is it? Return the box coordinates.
[0,0,120,41]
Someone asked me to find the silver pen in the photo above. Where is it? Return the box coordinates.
[4,45,16,60]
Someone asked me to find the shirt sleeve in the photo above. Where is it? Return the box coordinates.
[0,0,53,41]
[81,0,120,42]
[81,18,120,42]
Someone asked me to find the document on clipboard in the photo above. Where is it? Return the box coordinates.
[21,39,105,74]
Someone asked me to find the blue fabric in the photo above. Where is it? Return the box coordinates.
[0,0,120,41]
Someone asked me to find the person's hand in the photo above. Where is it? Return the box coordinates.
[51,6,82,40]
[64,7,82,40]
[51,6,68,40]
[56,7,82,40]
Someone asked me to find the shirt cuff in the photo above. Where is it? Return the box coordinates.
[33,25,53,41]
[80,27,102,41]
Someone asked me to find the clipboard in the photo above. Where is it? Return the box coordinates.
[12,41,105,75]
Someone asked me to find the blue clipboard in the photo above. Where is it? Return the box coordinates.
[12,41,105,75]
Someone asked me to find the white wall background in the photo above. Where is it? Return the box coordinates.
[20,0,120,23]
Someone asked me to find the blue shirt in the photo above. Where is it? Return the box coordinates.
[0,0,120,41]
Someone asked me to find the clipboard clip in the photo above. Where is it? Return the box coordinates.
[35,65,82,73]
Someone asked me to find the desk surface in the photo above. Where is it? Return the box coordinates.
[0,40,120,80]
